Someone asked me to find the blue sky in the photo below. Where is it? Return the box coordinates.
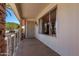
[5,8,20,24]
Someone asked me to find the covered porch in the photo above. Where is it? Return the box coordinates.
[4,3,59,56]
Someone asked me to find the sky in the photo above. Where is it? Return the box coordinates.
[5,8,20,24]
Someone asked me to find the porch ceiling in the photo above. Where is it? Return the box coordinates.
[16,3,49,19]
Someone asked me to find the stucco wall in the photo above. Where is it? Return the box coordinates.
[35,4,79,56]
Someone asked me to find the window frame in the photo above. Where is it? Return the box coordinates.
[38,6,57,36]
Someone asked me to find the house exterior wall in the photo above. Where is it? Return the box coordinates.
[35,4,79,56]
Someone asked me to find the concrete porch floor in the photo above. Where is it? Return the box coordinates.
[15,39,60,56]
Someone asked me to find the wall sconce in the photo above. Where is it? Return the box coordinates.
[35,21,38,25]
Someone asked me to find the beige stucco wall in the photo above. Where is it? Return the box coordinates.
[35,3,79,56]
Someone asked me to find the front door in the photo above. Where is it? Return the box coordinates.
[27,21,35,39]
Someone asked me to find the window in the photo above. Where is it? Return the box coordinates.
[42,13,49,34]
[39,6,57,36]
[49,6,57,35]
